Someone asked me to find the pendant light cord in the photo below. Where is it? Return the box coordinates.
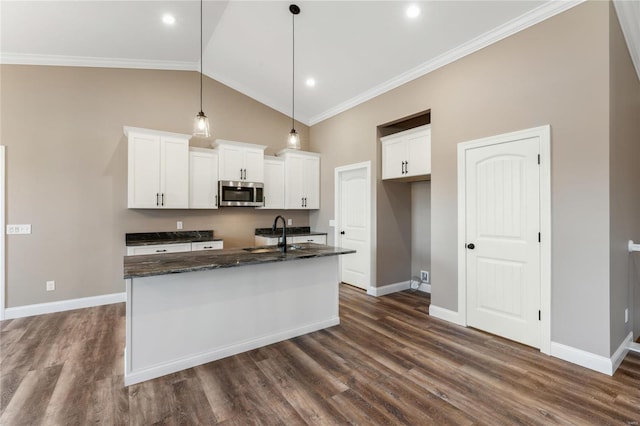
[200,0,203,113]
[291,10,295,130]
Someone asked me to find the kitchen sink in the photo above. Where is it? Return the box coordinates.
[242,245,303,254]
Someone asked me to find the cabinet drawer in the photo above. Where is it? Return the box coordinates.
[126,243,192,256]
[191,241,224,251]
[292,235,326,244]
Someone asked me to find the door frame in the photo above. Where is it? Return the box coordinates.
[1,146,5,320]
[334,161,373,292]
[457,125,551,354]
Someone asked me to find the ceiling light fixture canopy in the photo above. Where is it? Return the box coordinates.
[193,0,210,137]
[287,4,301,150]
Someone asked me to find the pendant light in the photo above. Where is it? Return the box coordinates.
[193,0,210,137]
[287,4,301,149]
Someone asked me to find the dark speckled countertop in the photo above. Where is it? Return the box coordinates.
[124,243,355,279]
[126,230,221,246]
[254,226,327,239]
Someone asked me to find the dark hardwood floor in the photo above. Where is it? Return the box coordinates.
[1,284,639,425]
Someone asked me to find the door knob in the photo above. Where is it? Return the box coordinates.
[466,243,475,250]
[340,231,345,235]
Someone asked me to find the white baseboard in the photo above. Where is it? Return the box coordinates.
[550,332,633,376]
[428,304,465,326]
[4,292,126,320]
[367,280,409,297]
[628,341,640,354]
[417,283,431,293]
[124,317,340,386]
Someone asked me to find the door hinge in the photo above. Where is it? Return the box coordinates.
[537,154,541,165]
[539,310,541,321]
[538,232,541,243]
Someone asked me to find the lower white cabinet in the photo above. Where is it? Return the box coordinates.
[254,234,326,246]
[191,241,224,251]
[127,241,223,256]
[126,243,192,256]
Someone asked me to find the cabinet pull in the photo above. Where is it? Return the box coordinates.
[405,161,408,174]
[156,249,167,253]
[243,169,247,180]
[215,195,218,207]
[156,193,160,206]
[161,193,165,206]
[203,246,213,249]
[240,168,243,180]
[401,161,405,174]
[263,196,266,207]
[301,197,304,207]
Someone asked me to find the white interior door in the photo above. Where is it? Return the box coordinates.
[336,164,370,290]
[465,137,541,348]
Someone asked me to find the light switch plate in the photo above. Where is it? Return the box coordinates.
[7,224,32,235]
[329,219,336,227]
[177,221,183,230]
[287,219,292,226]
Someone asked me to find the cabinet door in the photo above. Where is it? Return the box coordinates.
[243,148,265,182]
[302,156,320,209]
[405,129,431,176]
[284,155,305,209]
[382,137,406,180]
[189,150,218,209]
[126,243,192,256]
[128,132,161,208]
[292,235,326,244]
[260,160,284,209]
[218,145,245,181]
[160,136,189,208]
[191,241,223,251]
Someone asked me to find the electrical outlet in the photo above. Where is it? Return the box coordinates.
[329,219,336,227]
[287,218,292,226]
[625,308,629,323]
[420,270,429,283]
[177,221,183,230]
[7,224,32,235]
[46,280,55,291]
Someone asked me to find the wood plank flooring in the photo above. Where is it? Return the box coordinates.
[1,284,640,425]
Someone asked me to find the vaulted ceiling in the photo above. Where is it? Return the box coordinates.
[2,1,638,125]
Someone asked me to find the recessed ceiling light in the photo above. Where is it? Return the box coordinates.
[406,4,421,19]
[162,14,176,25]
[305,77,316,88]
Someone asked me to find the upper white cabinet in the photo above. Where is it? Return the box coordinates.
[189,147,219,209]
[277,149,320,210]
[214,139,266,182]
[259,156,285,209]
[381,124,431,180]
[126,127,190,209]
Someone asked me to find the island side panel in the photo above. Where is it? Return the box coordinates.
[125,256,339,385]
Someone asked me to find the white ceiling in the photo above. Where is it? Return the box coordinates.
[4,0,632,126]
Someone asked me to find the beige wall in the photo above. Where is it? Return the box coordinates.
[1,65,309,308]
[311,2,615,356]
[411,181,431,282]
[608,3,640,350]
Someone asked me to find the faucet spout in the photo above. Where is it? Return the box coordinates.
[272,215,287,253]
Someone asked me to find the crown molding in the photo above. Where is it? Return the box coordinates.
[0,53,198,71]
[308,0,585,126]
[613,0,640,81]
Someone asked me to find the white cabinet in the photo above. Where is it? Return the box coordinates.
[381,125,431,180]
[126,127,190,209]
[259,156,285,209]
[214,139,266,182]
[189,148,219,209]
[191,241,224,251]
[127,240,223,255]
[277,149,320,210]
[292,235,326,244]
[126,243,192,256]
[254,234,326,246]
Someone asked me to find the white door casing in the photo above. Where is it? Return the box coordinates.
[466,137,540,348]
[458,125,551,354]
[0,146,5,320]
[335,162,372,291]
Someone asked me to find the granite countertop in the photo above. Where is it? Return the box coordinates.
[126,231,222,247]
[255,226,327,239]
[124,243,355,279]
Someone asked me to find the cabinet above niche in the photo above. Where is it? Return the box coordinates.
[380,124,431,182]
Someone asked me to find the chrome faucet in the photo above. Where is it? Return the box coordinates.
[272,215,287,253]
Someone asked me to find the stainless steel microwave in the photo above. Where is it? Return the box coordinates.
[218,180,264,207]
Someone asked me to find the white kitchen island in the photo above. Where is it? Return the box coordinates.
[123,243,354,386]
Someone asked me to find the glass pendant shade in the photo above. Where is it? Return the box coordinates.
[288,128,300,149]
[194,111,210,138]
